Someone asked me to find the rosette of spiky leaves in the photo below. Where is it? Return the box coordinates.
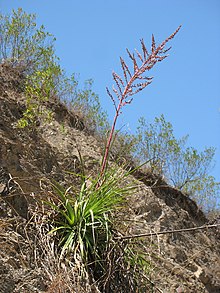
[46,166,136,264]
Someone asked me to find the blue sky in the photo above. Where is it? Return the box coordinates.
[1,1,220,182]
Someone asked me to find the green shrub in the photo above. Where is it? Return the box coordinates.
[17,66,61,128]
[69,78,110,134]
[136,114,220,213]
[0,8,108,132]
[0,8,63,128]
[0,8,56,73]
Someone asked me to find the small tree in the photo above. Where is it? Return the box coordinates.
[1,8,110,132]
[136,114,187,174]
[0,8,64,128]
[186,175,220,213]
[0,8,56,73]
[69,78,110,133]
[136,114,219,213]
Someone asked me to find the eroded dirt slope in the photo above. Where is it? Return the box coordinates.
[0,63,219,292]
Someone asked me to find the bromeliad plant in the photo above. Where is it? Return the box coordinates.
[46,26,181,285]
[46,166,135,263]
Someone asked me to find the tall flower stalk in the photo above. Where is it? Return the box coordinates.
[100,25,181,178]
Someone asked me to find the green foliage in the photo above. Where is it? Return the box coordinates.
[3,8,219,289]
[45,166,156,290]
[69,78,110,133]
[169,146,216,189]
[0,8,62,128]
[0,8,56,73]
[17,66,61,128]
[185,175,220,213]
[136,114,219,212]
[46,167,135,263]
[125,242,152,278]
[0,8,107,132]
[136,114,186,175]
[1,8,109,133]
[101,237,156,292]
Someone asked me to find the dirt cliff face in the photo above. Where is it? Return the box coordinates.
[0,63,219,292]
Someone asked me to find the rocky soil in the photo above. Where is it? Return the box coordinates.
[0,63,219,292]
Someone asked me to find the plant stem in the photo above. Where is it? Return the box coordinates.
[100,100,121,177]
[99,75,135,178]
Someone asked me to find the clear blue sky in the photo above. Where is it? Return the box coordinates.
[1,1,220,183]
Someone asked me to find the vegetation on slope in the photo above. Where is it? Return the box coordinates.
[1,8,219,215]
[0,8,219,292]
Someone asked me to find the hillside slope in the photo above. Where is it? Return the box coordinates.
[0,63,219,292]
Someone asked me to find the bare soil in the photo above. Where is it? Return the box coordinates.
[0,63,219,292]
